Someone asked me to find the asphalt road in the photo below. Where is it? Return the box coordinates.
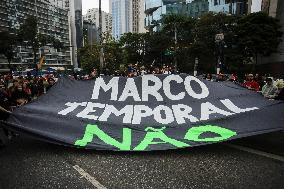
[0,132,283,189]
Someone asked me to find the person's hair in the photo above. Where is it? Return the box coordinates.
[266,78,273,82]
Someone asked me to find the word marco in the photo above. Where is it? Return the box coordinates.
[74,124,237,151]
[91,75,210,101]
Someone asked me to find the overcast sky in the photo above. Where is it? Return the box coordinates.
[82,0,109,15]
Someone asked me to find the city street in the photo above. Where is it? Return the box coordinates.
[1,0,284,189]
[0,132,283,189]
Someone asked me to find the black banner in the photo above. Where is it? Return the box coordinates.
[3,75,284,151]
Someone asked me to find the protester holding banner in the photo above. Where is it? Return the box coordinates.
[261,78,278,99]
[243,74,260,91]
[1,74,282,151]
[0,83,10,110]
[10,81,30,106]
[46,78,56,91]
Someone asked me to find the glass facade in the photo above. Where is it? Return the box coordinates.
[83,20,98,46]
[208,0,248,15]
[112,0,121,38]
[111,0,132,39]
[187,0,209,18]
[144,0,248,31]
[145,0,187,31]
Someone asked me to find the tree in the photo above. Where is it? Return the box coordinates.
[78,44,100,74]
[103,41,123,73]
[78,32,124,74]
[0,31,18,72]
[161,14,196,70]
[18,16,64,68]
[18,16,38,67]
[120,33,145,66]
[143,32,172,67]
[237,12,282,69]
[193,13,237,73]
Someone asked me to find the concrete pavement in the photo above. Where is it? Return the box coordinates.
[0,132,283,189]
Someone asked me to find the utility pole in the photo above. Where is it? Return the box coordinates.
[229,0,233,15]
[99,0,104,74]
[35,0,41,73]
[174,23,178,69]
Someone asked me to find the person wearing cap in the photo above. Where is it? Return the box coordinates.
[261,78,278,99]
[243,74,260,91]
[46,78,56,91]
[140,66,147,76]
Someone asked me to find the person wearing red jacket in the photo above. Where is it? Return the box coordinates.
[243,74,260,91]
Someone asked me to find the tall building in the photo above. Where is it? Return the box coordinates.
[110,0,133,39]
[68,0,83,68]
[208,0,248,15]
[84,8,112,35]
[83,20,98,46]
[144,0,186,32]
[132,0,146,33]
[144,0,249,32]
[187,0,209,18]
[248,0,262,13]
[0,0,71,69]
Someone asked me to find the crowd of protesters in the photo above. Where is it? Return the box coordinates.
[86,64,179,78]
[242,73,284,100]
[1,68,284,115]
[0,72,57,112]
[203,72,284,100]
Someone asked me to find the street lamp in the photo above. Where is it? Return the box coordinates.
[193,18,200,76]
[215,33,225,74]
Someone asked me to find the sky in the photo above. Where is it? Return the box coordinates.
[82,0,109,15]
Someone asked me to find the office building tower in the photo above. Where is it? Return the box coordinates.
[110,0,133,39]
[145,0,186,32]
[145,0,249,32]
[84,8,112,34]
[132,0,146,33]
[208,0,248,15]
[0,0,71,69]
[69,0,83,68]
[83,20,98,46]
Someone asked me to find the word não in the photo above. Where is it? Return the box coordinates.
[74,124,237,151]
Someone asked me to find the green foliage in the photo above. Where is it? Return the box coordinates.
[18,16,38,48]
[18,16,64,66]
[120,32,145,65]
[78,12,282,74]
[78,37,123,74]
[0,31,17,70]
[103,40,124,72]
[78,44,100,74]
[237,12,282,57]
